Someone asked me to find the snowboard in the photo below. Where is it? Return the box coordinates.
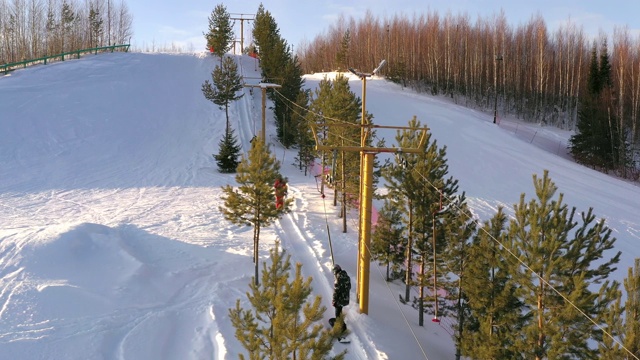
[328,318,350,344]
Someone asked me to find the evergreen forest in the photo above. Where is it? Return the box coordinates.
[204,4,640,358]
[297,12,640,178]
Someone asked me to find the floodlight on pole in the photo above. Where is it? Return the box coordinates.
[372,59,387,76]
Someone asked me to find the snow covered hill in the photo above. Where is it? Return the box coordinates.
[1,52,639,360]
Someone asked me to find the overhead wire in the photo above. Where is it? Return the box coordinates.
[265,77,636,359]
[269,85,433,359]
[345,201,457,337]
[272,85,439,358]
[402,158,639,359]
[343,152,635,357]
[322,179,431,360]
[267,89,345,266]
[341,196,441,359]
[272,88,364,127]
[369,248,432,360]
[323,182,335,266]
[271,88,365,147]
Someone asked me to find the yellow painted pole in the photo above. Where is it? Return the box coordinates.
[361,76,367,146]
[358,151,374,314]
[357,76,367,302]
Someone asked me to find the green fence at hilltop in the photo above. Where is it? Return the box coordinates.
[1,44,130,75]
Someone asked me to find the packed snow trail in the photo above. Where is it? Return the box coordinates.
[0,52,250,359]
[274,188,372,359]
[234,55,260,152]
[233,53,383,359]
[1,51,638,360]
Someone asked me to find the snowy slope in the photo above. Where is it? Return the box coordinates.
[0,52,638,360]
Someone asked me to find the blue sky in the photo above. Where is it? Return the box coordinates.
[129,0,640,52]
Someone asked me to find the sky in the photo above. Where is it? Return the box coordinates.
[128,0,640,52]
[1,51,640,359]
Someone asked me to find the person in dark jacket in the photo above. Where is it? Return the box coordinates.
[331,264,350,335]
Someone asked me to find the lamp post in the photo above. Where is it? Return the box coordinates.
[493,55,503,124]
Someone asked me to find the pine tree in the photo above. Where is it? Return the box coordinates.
[599,40,613,90]
[272,50,305,147]
[310,75,367,228]
[204,4,233,60]
[213,125,241,173]
[219,138,292,285]
[252,4,281,78]
[61,1,75,52]
[46,8,57,55]
[597,282,624,359]
[382,116,458,324]
[371,199,406,281]
[381,116,428,303]
[292,90,316,174]
[88,5,103,48]
[202,56,244,131]
[587,43,602,95]
[335,30,350,72]
[571,44,604,167]
[229,243,345,360]
[389,55,408,88]
[570,40,626,171]
[621,259,640,358]
[597,39,622,170]
[460,208,525,360]
[438,194,477,359]
[570,92,604,167]
[505,170,620,359]
[252,4,306,149]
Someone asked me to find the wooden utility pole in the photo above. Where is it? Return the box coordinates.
[243,83,281,139]
[312,123,428,315]
[230,13,255,54]
[493,55,503,124]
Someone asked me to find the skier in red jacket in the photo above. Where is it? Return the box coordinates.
[274,176,288,209]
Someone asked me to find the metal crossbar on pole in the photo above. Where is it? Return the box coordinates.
[243,83,282,140]
[230,13,255,54]
[314,123,428,315]
[315,58,432,315]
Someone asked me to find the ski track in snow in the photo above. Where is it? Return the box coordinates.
[235,56,259,152]
[275,188,374,360]
[0,53,245,359]
[232,54,381,359]
[1,52,639,360]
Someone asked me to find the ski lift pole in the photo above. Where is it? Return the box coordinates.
[433,189,442,323]
[242,82,281,140]
[355,151,375,314]
[313,121,429,316]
